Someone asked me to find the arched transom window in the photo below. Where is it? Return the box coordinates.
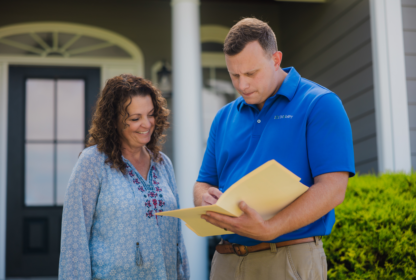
[0,22,143,60]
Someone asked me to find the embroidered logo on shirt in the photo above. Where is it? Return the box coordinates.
[274,115,293,119]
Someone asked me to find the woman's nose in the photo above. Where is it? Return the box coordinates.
[141,117,152,128]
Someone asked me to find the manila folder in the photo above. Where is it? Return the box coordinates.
[156,160,308,237]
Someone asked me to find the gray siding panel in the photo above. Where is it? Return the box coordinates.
[354,137,378,164]
[281,0,362,55]
[407,80,416,103]
[402,0,416,6]
[281,0,376,174]
[356,159,378,174]
[410,130,416,153]
[405,56,416,78]
[403,3,416,170]
[402,7,416,29]
[332,65,373,101]
[404,31,416,53]
[350,112,376,142]
[408,105,416,129]
[301,19,371,79]
[344,90,374,121]
[313,42,373,89]
[288,0,370,68]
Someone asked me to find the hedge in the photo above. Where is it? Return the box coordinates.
[323,173,416,279]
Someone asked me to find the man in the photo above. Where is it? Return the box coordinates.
[194,18,355,279]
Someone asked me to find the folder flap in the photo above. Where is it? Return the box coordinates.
[217,160,308,220]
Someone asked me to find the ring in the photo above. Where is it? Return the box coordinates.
[224,228,227,231]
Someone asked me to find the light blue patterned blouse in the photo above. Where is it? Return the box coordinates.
[59,145,190,280]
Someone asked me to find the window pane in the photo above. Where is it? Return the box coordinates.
[25,144,54,206]
[57,80,85,140]
[56,144,84,205]
[26,79,54,140]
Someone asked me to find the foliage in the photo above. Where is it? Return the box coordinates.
[323,173,416,280]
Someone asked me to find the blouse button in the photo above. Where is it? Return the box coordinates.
[136,242,139,246]
[257,119,261,123]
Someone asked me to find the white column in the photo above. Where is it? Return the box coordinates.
[171,1,207,280]
[369,0,411,173]
[0,62,9,279]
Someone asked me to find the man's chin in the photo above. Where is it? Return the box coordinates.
[241,96,259,105]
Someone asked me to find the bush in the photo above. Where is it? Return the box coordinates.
[323,173,416,279]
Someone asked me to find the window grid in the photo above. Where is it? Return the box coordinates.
[25,78,85,207]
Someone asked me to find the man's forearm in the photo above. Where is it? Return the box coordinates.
[193,182,215,206]
[265,172,348,240]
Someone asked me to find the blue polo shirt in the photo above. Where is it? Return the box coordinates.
[197,67,355,246]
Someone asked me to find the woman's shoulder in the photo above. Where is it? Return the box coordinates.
[78,145,106,165]
[157,152,173,169]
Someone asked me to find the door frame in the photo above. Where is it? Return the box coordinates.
[6,65,101,277]
[0,56,143,278]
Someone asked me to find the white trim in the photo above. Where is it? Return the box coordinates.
[201,52,226,68]
[0,23,144,279]
[370,0,411,172]
[172,0,207,279]
[0,22,144,61]
[200,25,229,43]
[0,62,8,280]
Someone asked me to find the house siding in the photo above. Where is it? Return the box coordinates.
[402,0,416,169]
[279,0,376,174]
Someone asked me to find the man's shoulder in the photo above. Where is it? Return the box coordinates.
[294,77,341,107]
[298,77,333,97]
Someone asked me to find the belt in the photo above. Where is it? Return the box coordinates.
[216,237,319,256]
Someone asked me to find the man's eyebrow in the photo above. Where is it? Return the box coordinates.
[229,68,259,75]
[245,68,259,74]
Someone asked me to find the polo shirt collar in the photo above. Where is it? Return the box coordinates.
[237,67,300,111]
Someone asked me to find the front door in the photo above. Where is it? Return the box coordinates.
[6,66,100,277]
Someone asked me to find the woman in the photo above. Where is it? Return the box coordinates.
[59,74,189,279]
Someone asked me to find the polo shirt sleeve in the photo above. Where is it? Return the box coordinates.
[197,111,220,186]
[307,93,355,178]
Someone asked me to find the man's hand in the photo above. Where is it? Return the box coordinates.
[201,201,274,241]
[193,182,223,206]
[201,187,223,206]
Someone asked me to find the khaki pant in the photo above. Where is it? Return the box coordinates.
[210,238,327,280]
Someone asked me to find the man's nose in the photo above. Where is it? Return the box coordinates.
[239,77,249,90]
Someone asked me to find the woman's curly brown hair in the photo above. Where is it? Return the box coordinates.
[87,74,170,174]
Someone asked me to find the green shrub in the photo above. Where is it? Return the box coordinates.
[323,173,416,280]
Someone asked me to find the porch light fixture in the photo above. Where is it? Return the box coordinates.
[157,61,172,98]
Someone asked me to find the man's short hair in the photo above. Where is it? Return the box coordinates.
[224,18,277,57]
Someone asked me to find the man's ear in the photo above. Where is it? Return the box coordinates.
[272,51,283,70]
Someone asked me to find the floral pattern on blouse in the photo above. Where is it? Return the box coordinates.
[58,146,189,280]
[127,166,165,221]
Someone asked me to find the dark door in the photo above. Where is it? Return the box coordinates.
[6,66,100,277]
